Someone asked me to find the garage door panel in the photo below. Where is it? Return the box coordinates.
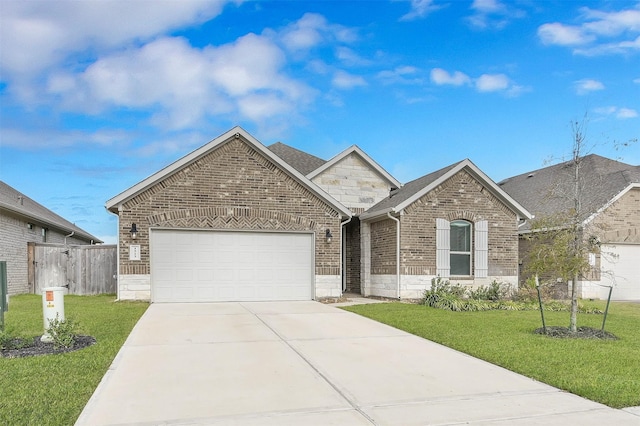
[151,230,313,302]
[601,245,640,300]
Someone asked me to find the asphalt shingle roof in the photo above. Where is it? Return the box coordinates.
[365,161,463,215]
[267,142,327,175]
[498,154,640,229]
[0,180,101,243]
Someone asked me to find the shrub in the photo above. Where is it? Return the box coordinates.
[45,314,82,349]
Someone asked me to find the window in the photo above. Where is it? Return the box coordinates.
[450,220,471,275]
[436,218,488,278]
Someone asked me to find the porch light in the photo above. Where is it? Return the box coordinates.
[129,223,138,240]
[325,228,333,243]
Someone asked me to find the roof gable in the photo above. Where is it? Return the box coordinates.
[306,145,401,188]
[0,180,101,243]
[361,159,531,221]
[105,127,352,218]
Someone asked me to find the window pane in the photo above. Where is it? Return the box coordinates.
[451,254,470,275]
[450,221,470,252]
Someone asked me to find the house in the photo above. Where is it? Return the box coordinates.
[0,180,102,294]
[359,159,532,299]
[499,154,640,300]
[106,126,530,302]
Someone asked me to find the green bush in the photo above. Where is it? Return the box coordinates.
[422,278,603,314]
[45,314,82,349]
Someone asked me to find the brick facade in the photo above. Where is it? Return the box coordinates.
[363,169,520,299]
[116,136,343,300]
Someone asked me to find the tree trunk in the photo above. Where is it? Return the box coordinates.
[569,273,579,333]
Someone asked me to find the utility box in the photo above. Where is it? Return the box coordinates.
[41,286,66,342]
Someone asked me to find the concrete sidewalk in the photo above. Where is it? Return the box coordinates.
[76,301,640,425]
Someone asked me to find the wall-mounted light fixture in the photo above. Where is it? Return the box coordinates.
[130,223,138,240]
[325,228,333,243]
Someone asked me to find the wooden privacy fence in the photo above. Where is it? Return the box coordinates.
[28,243,117,295]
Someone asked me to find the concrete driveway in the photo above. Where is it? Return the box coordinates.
[76,301,640,425]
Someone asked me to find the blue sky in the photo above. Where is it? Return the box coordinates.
[1,0,639,244]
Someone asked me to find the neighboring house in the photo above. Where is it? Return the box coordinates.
[106,126,531,303]
[499,154,640,301]
[0,180,102,294]
[360,160,532,299]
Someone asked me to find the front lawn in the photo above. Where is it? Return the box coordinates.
[0,294,148,425]
[342,301,640,409]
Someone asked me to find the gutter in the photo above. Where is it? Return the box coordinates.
[387,212,401,299]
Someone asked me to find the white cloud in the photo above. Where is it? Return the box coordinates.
[617,108,639,119]
[430,68,471,86]
[574,78,605,95]
[538,23,593,46]
[595,106,638,119]
[0,0,230,77]
[634,77,640,84]
[47,34,316,129]
[378,66,423,85]
[280,13,357,53]
[431,68,526,96]
[335,47,372,66]
[332,70,367,89]
[475,73,510,92]
[538,5,640,55]
[467,0,525,30]
[400,0,443,21]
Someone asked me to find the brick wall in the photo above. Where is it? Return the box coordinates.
[590,187,640,244]
[400,170,518,277]
[363,169,520,298]
[344,217,361,293]
[0,210,90,294]
[117,136,343,287]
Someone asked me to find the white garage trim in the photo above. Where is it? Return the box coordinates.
[150,229,315,303]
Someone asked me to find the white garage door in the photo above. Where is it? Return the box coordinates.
[151,230,314,302]
[601,244,640,301]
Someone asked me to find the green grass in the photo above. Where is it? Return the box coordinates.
[342,301,640,409]
[0,294,148,425]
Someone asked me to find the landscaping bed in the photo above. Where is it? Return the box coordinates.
[0,294,148,426]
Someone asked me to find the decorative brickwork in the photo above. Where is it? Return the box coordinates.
[399,170,518,278]
[117,137,342,280]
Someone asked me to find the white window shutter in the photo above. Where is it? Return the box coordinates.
[475,220,488,278]
[436,218,450,277]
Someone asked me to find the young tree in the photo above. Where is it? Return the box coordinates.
[524,118,597,333]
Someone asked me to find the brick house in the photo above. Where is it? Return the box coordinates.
[499,154,640,301]
[359,160,531,299]
[0,181,101,294]
[106,127,529,302]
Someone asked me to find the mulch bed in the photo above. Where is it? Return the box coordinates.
[535,326,618,340]
[1,335,96,358]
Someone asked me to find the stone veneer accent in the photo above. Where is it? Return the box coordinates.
[311,152,393,211]
[362,169,520,299]
[116,136,343,301]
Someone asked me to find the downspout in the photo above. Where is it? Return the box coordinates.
[340,217,353,293]
[64,231,74,246]
[387,212,401,299]
[108,205,123,301]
